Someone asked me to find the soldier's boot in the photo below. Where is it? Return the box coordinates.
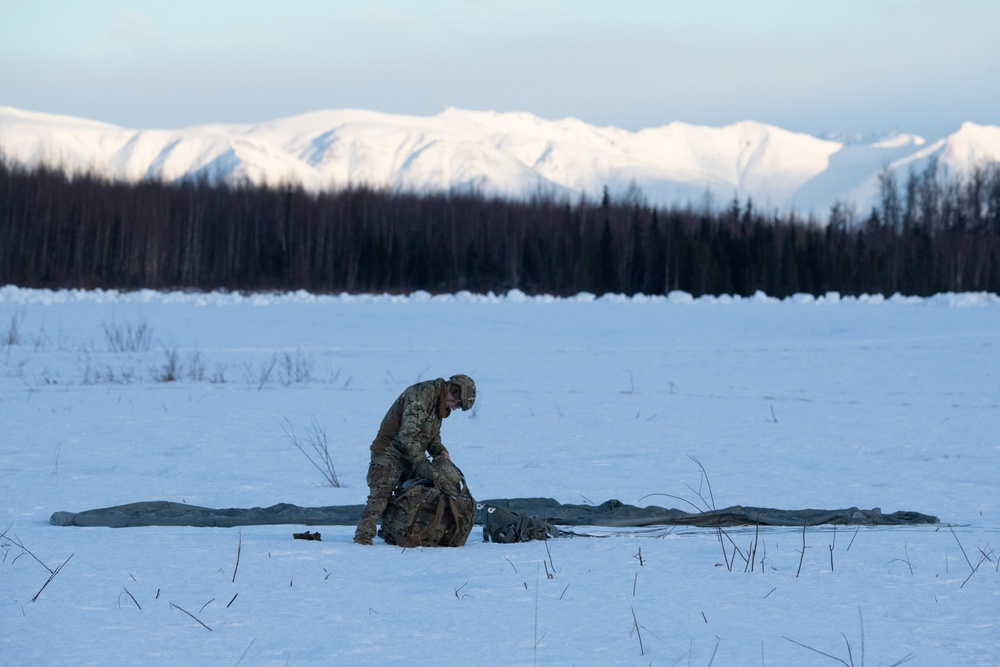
[353,522,375,545]
[354,506,380,545]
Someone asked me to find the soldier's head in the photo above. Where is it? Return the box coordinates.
[448,374,476,411]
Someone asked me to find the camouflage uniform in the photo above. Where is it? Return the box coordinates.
[354,376,476,544]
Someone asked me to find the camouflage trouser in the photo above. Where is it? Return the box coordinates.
[354,454,408,542]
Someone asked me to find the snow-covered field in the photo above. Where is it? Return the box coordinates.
[2,286,998,666]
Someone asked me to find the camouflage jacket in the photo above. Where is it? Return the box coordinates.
[370,379,451,475]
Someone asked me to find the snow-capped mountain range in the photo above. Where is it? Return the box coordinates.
[2,105,999,215]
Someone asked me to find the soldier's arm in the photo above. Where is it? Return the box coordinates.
[427,435,446,458]
[426,385,447,457]
[396,401,436,479]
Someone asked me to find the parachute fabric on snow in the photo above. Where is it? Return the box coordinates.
[50,497,939,529]
[480,503,560,543]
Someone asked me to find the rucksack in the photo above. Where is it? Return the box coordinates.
[479,504,560,543]
[380,459,476,548]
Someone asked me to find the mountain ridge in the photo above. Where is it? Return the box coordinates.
[1,105,998,214]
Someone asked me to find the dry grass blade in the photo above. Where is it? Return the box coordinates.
[169,602,213,631]
[783,636,851,666]
[687,455,717,511]
[796,520,807,578]
[707,636,721,666]
[102,318,153,353]
[630,607,644,656]
[1,527,53,573]
[122,587,141,610]
[235,637,256,666]
[282,418,340,487]
[949,524,974,572]
[4,310,24,346]
[31,553,73,602]
[847,525,861,551]
[232,529,242,583]
[785,607,914,667]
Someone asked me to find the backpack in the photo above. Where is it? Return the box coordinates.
[380,459,476,548]
[479,504,560,543]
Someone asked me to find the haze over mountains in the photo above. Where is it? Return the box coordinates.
[1,105,999,215]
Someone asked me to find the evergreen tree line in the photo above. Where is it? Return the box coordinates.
[2,155,999,296]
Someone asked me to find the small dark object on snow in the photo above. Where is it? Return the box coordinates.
[293,531,322,541]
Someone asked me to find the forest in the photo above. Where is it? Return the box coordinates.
[2,155,999,297]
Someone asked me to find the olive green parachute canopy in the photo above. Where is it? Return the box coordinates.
[50,498,938,529]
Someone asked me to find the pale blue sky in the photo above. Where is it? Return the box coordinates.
[1,0,997,139]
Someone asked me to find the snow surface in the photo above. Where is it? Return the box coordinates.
[3,105,999,215]
[2,287,999,665]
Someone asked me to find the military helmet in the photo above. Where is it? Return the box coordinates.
[448,374,476,411]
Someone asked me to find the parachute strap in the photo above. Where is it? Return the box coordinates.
[403,494,448,547]
[443,496,466,545]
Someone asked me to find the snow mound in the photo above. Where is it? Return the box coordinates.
[1,285,997,307]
